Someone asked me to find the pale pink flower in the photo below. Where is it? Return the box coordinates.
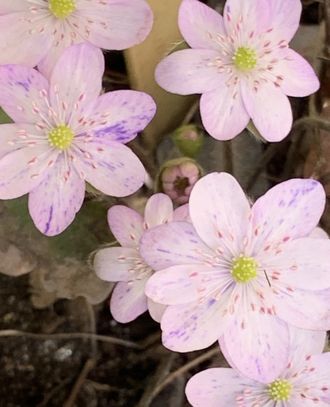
[0,0,153,77]
[141,172,330,382]
[0,43,156,236]
[186,328,330,406]
[93,194,189,323]
[156,0,319,142]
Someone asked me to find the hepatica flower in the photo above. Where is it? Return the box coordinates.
[141,172,330,382]
[156,0,320,141]
[0,0,153,76]
[94,194,189,323]
[0,43,156,236]
[186,328,330,406]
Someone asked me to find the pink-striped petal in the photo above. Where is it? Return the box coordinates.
[107,206,143,248]
[222,313,290,383]
[79,90,156,144]
[110,279,148,323]
[200,86,250,140]
[49,44,104,124]
[74,140,145,197]
[241,81,293,142]
[0,64,49,123]
[251,179,326,253]
[155,49,227,95]
[94,247,140,282]
[28,156,85,236]
[75,0,153,50]
[278,49,320,97]
[144,193,173,228]
[161,300,225,352]
[140,221,211,271]
[189,172,250,252]
[178,0,226,49]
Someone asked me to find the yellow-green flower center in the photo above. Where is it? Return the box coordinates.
[268,379,292,401]
[231,255,258,283]
[233,47,257,71]
[49,0,76,19]
[48,125,74,150]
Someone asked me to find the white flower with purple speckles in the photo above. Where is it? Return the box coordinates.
[0,0,153,77]
[0,43,156,236]
[186,328,330,407]
[94,194,189,323]
[140,172,330,382]
[156,0,320,141]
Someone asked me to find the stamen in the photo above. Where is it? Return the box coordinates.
[233,47,257,71]
[231,255,258,283]
[268,379,292,401]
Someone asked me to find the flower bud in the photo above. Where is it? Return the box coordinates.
[172,124,204,157]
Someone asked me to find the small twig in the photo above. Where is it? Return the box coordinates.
[63,358,96,407]
[37,378,72,407]
[0,329,141,349]
[145,347,219,402]
[293,116,330,132]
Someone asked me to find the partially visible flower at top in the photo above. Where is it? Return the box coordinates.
[156,0,319,142]
[141,172,330,382]
[0,0,153,77]
[159,158,202,204]
[93,194,189,323]
[0,43,156,236]
[186,328,330,406]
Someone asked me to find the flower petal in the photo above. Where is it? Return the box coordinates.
[0,64,49,123]
[79,90,156,144]
[161,300,225,352]
[144,193,173,228]
[186,368,255,407]
[178,0,225,49]
[0,143,56,199]
[274,287,330,330]
[222,313,290,383]
[0,13,52,67]
[76,0,153,50]
[278,49,320,97]
[49,43,104,123]
[146,265,215,305]
[251,179,326,253]
[140,221,212,271]
[310,227,329,239]
[147,298,166,323]
[107,205,143,248]
[74,140,145,197]
[110,279,148,323]
[173,203,191,222]
[28,156,85,236]
[0,0,29,12]
[241,81,293,142]
[267,238,330,291]
[94,247,140,282]
[267,0,302,42]
[200,86,250,140]
[189,172,250,252]
[155,49,227,95]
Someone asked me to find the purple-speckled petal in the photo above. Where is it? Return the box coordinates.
[107,205,144,248]
[160,300,225,352]
[74,140,145,197]
[28,155,85,236]
[110,279,148,323]
[251,179,326,254]
[144,193,173,228]
[94,247,141,282]
[79,90,156,145]
[222,312,290,383]
[49,44,104,125]
[140,221,212,271]
[186,368,256,407]
[0,64,49,123]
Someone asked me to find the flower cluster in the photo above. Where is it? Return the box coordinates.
[0,0,328,406]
